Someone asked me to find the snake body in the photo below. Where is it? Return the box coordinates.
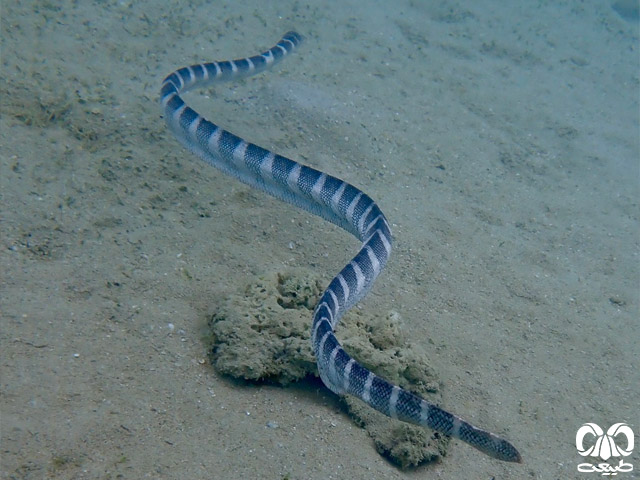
[161,31,521,463]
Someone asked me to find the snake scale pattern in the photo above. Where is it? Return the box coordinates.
[161,31,521,463]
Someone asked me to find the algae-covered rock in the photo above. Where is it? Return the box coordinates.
[207,268,449,467]
[208,270,321,384]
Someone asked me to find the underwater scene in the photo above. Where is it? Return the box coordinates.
[2,1,638,478]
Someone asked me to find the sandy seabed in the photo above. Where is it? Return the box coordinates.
[2,1,638,479]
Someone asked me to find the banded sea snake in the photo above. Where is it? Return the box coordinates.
[161,31,521,463]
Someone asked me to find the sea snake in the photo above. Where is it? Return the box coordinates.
[161,31,521,463]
